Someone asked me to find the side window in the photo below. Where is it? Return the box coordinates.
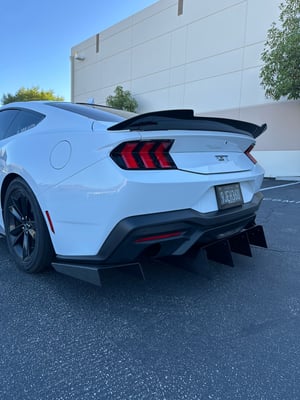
[5,110,45,138]
[0,110,19,140]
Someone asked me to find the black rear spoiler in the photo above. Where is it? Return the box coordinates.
[108,109,267,138]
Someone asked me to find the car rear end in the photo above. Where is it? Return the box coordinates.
[99,121,265,261]
[51,109,267,283]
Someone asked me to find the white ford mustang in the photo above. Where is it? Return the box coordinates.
[0,101,267,285]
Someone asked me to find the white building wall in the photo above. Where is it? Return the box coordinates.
[71,0,300,178]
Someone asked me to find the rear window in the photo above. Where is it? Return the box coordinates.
[47,102,136,122]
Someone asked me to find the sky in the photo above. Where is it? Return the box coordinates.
[0,0,158,102]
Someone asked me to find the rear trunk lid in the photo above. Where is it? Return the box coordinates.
[108,110,267,175]
[140,130,255,174]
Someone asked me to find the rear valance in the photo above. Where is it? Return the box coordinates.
[108,109,267,138]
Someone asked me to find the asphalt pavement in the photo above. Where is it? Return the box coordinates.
[0,179,300,400]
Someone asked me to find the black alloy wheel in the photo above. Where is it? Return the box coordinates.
[3,178,53,273]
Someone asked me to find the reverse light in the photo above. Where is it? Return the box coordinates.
[111,140,177,170]
[245,144,257,164]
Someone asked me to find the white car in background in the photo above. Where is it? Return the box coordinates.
[0,102,267,285]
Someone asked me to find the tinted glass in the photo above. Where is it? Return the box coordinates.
[48,102,136,122]
[5,110,45,138]
[81,104,137,119]
[0,110,19,140]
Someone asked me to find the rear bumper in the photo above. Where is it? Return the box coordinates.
[56,192,263,265]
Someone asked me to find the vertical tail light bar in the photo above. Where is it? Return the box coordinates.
[245,144,257,164]
[119,142,139,169]
[139,141,156,168]
[111,140,177,170]
[154,141,174,168]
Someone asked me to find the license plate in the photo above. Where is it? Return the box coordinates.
[215,183,244,210]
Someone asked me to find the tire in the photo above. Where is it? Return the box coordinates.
[3,178,54,273]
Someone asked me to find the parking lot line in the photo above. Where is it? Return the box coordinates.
[261,182,300,192]
[263,198,300,204]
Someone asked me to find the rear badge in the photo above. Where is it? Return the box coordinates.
[215,155,228,162]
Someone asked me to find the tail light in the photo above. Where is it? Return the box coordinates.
[111,140,177,170]
[245,144,257,164]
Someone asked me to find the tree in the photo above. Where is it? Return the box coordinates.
[1,86,64,105]
[260,0,300,100]
[106,85,138,112]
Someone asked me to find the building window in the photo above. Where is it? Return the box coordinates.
[178,0,183,15]
[96,33,100,53]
